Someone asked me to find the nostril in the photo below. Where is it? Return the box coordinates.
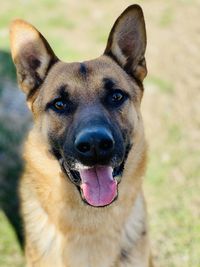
[99,139,114,151]
[74,127,114,162]
[76,142,91,153]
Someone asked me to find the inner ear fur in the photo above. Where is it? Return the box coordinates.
[104,5,147,82]
[10,19,58,99]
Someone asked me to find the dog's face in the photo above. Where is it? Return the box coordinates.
[10,5,147,207]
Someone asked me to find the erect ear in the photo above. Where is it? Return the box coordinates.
[10,19,58,99]
[104,5,147,82]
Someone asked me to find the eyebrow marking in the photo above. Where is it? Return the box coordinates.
[103,77,115,91]
[79,63,87,76]
[58,84,69,98]
[45,85,69,111]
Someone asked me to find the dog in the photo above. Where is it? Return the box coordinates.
[10,4,153,267]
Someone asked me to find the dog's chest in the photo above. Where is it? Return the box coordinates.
[26,197,121,267]
[25,187,146,267]
[60,193,147,267]
[62,227,121,267]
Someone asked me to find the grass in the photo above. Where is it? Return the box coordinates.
[146,75,174,94]
[0,0,199,266]
[159,7,174,27]
[0,212,24,267]
[145,150,200,266]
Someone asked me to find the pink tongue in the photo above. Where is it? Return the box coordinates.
[79,166,117,207]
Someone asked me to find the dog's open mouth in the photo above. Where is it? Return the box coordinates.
[60,160,125,207]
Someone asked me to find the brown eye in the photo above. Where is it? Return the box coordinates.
[111,92,124,102]
[54,100,66,110]
[47,98,76,115]
[105,89,128,108]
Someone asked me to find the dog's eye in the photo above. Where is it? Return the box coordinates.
[111,91,124,102]
[53,100,66,111]
[47,98,74,114]
[106,90,128,107]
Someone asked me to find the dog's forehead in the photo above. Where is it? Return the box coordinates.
[43,55,133,98]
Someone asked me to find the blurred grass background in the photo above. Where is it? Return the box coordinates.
[0,0,199,266]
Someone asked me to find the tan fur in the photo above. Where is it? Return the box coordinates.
[10,5,154,267]
[21,129,150,267]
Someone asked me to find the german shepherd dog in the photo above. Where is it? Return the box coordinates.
[10,4,153,267]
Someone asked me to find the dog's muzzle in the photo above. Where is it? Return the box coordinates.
[57,124,131,208]
[59,144,131,208]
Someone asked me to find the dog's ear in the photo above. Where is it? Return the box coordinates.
[104,5,147,82]
[10,19,58,98]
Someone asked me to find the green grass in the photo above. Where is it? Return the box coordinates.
[159,7,174,27]
[146,75,174,94]
[0,212,24,267]
[146,150,200,266]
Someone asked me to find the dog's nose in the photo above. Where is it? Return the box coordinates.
[74,127,114,165]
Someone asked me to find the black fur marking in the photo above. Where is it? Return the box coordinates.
[120,248,130,262]
[125,229,136,245]
[39,32,58,64]
[104,54,144,90]
[26,59,58,101]
[29,56,41,70]
[105,51,122,69]
[45,85,77,115]
[46,57,58,73]
[103,77,115,91]
[124,61,144,90]
[79,63,87,76]
[50,147,62,161]
[142,230,147,236]
[58,85,69,98]
[26,73,42,101]
[45,85,69,111]
[120,223,147,263]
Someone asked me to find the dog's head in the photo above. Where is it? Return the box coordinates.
[10,5,147,207]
